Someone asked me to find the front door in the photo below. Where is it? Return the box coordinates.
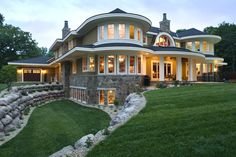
[151,61,159,81]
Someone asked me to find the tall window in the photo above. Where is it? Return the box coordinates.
[137,57,141,73]
[175,42,180,47]
[108,55,115,74]
[186,42,192,50]
[82,56,95,72]
[195,41,200,52]
[99,26,104,40]
[118,55,126,73]
[99,90,105,105]
[203,41,207,52]
[129,56,135,74]
[99,56,105,74]
[119,24,126,39]
[137,28,141,41]
[108,90,115,105]
[108,24,114,39]
[129,24,135,39]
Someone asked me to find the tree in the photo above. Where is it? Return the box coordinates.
[0,13,4,25]
[0,65,16,91]
[0,13,46,69]
[204,22,236,78]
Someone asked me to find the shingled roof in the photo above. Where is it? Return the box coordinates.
[176,28,207,37]
[8,56,53,65]
[109,8,127,14]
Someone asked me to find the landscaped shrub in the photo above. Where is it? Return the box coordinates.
[103,128,110,135]
[113,99,119,107]
[85,137,93,148]
[156,82,167,89]
[23,107,30,115]
[173,80,180,87]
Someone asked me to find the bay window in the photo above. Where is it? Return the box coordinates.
[129,24,135,39]
[195,41,200,52]
[99,56,105,74]
[108,24,114,39]
[118,55,126,73]
[119,24,126,39]
[107,55,115,74]
[129,56,135,74]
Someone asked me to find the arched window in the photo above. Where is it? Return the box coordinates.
[156,35,171,47]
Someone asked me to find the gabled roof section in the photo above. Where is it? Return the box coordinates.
[176,28,207,37]
[109,8,127,13]
[8,56,53,65]
[148,26,178,37]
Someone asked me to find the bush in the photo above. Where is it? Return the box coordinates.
[23,107,30,115]
[0,65,16,91]
[85,137,93,148]
[103,128,110,135]
[113,99,119,106]
[173,80,180,87]
[156,82,167,89]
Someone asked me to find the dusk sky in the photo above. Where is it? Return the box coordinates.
[1,0,236,49]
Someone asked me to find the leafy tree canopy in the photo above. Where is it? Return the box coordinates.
[0,13,48,69]
[0,65,16,90]
[204,22,236,73]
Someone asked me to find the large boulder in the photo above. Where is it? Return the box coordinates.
[74,134,94,149]
[49,145,74,157]
[4,93,20,104]
[0,109,6,119]
[11,117,21,127]
[1,114,13,126]
[4,124,16,132]
[0,99,8,106]
[0,131,5,139]
[0,121,4,131]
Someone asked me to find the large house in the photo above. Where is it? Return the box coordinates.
[8,8,227,105]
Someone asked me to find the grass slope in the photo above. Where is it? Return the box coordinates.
[0,100,110,157]
[87,83,236,157]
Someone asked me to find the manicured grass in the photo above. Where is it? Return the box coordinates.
[0,100,110,157]
[87,83,236,157]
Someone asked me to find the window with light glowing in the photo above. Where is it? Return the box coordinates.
[195,41,200,51]
[108,90,115,105]
[108,55,115,74]
[156,35,171,47]
[82,56,95,72]
[99,26,104,40]
[99,90,105,105]
[119,24,126,39]
[129,56,135,74]
[99,56,105,74]
[186,42,192,50]
[129,25,135,39]
[119,55,126,73]
[108,24,114,39]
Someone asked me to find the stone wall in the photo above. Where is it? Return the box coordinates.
[0,84,64,140]
[70,75,144,104]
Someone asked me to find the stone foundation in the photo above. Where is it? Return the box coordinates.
[70,75,144,104]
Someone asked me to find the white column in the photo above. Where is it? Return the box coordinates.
[200,63,203,75]
[159,55,164,81]
[188,58,193,81]
[177,57,182,81]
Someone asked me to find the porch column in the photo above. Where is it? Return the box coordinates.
[159,55,164,81]
[200,63,203,75]
[188,58,193,81]
[177,57,182,81]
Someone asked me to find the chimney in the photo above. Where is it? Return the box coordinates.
[62,20,70,38]
[159,13,170,33]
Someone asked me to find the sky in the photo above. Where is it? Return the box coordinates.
[1,0,236,49]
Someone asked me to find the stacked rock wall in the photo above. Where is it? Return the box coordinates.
[0,84,64,140]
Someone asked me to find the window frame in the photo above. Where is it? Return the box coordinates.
[118,55,127,74]
[107,24,115,39]
[82,55,95,72]
[107,55,116,74]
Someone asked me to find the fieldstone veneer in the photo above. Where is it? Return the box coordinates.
[70,75,144,104]
[0,84,64,140]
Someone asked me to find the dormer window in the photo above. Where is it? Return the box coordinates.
[157,35,170,47]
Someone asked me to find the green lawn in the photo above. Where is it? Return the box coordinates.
[0,100,110,157]
[87,83,236,157]
[0,83,7,91]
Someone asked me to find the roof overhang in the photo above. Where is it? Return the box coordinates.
[8,62,50,67]
[175,35,221,44]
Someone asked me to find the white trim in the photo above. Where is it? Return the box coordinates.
[205,57,224,61]
[217,62,228,65]
[154,32,176,47]
[151,60,159,81]
[8,62,50,67]
[97,87,116,90]
[179,35,221,41]
[147,31,157,35]
[70,86,87,90]
[94,39,143,46]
